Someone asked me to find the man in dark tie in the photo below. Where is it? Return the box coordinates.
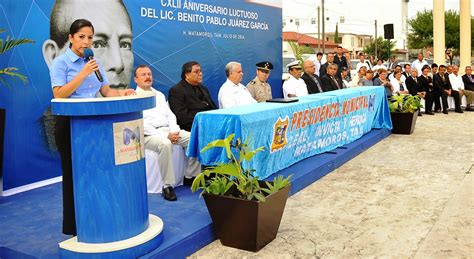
[433,65,463,114]
[321,63,343,92]
[301,59,324,94]
[406,69,434,115]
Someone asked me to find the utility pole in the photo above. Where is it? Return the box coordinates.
[317,6,321,51]
[374,20,378,59]
[322,0,325,53]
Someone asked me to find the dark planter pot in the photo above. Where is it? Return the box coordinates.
[203,183,291,252]
[390,110,418,134]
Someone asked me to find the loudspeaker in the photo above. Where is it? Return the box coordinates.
[384,24,394,39]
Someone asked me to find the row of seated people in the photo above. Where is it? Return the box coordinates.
[137,61,276,201]
[139,60,474,202]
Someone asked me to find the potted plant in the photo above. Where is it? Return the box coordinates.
[389,94,423,134]
[191,133,292,252]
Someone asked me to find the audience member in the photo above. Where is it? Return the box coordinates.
[418,65,436,114]
[314,52,323,76]
[361,70,374,86]
[319,52,335,78]
[373,69,393,96]
[461,66,474,91]
[389,70,409,95]
[411,53,428,75]
[355,52,370,72]
[301,59,324,94]
[433,65,463,114]
[321,63,344,91]
[406,69,434,115]
[333,46,347,76]
[449,65,473,111]
[349,66,367,87]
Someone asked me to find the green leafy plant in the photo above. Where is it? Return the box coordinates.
[191,133,292,202]
[0,28,35,87]
[389,94,423,113]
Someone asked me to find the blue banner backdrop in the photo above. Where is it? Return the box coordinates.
[0,0,282,191]
[188,86,392,179]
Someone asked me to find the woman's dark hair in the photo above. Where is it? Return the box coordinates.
[181,61,200,80]
[68,19,94,47]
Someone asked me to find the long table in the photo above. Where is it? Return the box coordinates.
[187,86,392,179]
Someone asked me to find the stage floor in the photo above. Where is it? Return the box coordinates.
[0,129,390,259]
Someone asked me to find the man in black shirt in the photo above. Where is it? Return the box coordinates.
[169,61,217,131]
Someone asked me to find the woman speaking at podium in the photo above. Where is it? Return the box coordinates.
[49,19,135,236]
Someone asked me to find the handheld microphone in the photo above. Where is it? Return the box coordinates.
[83,48,103,82]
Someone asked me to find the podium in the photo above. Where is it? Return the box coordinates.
[51,92,163,258]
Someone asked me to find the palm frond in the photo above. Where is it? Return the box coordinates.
[0,67,28,84]
[0,37,34,54]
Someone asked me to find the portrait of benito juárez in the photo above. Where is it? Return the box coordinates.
[42,0,134,89]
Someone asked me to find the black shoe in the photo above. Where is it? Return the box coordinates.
[183,177,195,187]
[455,109,464,113]
[162,186,177,201]
[466,106,474,111]
[425,111,435,115]
[443,110,448,114]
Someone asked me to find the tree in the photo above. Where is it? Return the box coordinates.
[288,41,314,64]
[407,10,474,51]
[363,37,396,61]
[334,23,340,44]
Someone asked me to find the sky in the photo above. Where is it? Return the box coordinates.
[282,0,473,36]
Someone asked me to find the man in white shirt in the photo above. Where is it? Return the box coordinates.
[218,61,257,108]
[282,60,308,98]
[449,65,473,111]
[411,53,428,75]
[355,52,370,72]
[134,65,200,201]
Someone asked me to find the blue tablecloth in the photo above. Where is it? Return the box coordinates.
[188,86,392,179]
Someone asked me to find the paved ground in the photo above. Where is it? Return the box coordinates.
[190,111,473,258]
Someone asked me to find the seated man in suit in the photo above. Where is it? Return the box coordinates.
[433,65,463,114]
[461,66,474,92]
[135,65,200,201]
[418,65,437,114]
[301,59,324,94]
[321,63,344,92]
[406,69,434,115]
[169,61,217,132]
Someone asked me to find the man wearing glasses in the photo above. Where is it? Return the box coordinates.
[169,61,217,132]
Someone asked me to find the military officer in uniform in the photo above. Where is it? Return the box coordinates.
[282,60,308,98]
[246,61,273,102]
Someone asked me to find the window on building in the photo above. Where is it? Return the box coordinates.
[295,19,300,26]
[311,18,316,25]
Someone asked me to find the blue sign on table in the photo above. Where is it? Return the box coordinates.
[188,86,393,179]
